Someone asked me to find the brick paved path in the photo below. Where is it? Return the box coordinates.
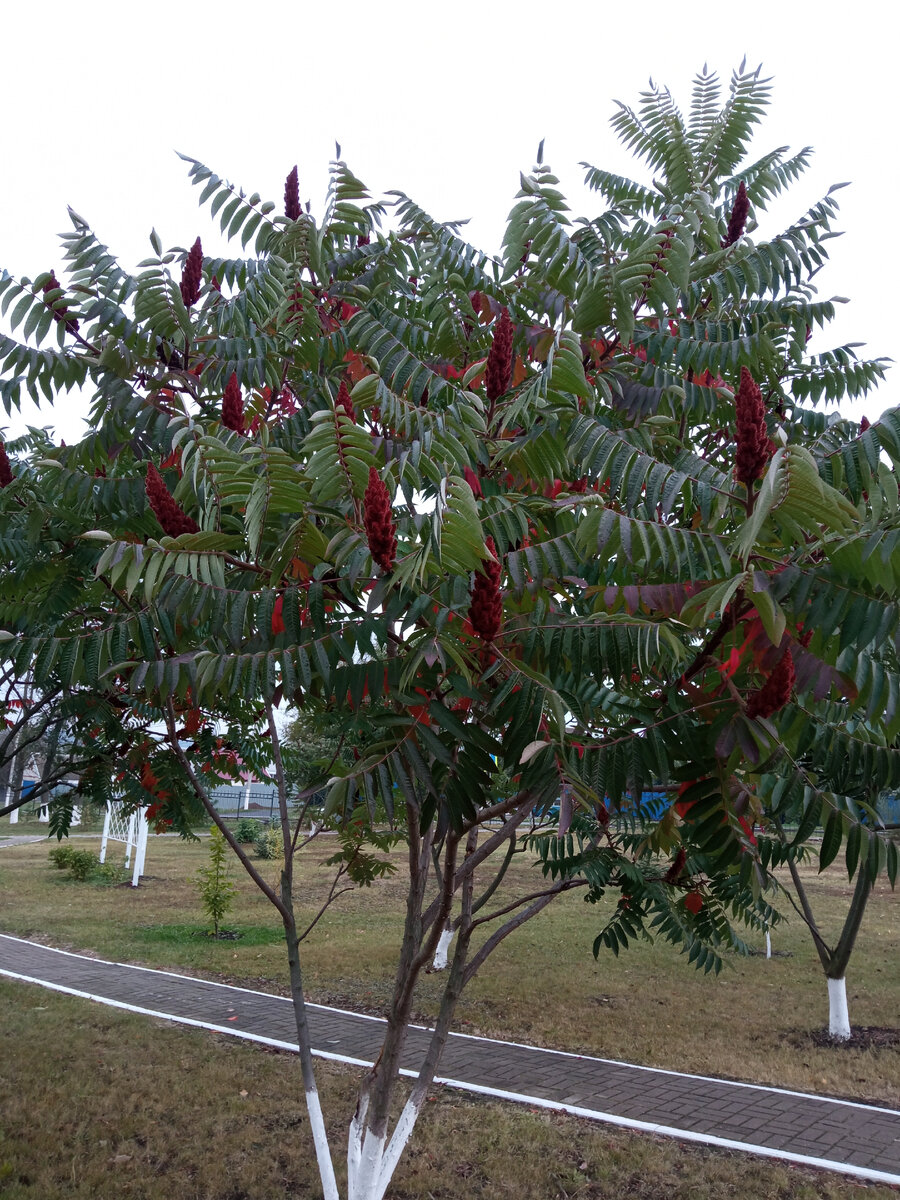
[1,933,898,1185]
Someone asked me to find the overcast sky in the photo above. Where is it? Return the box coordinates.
[2,0,893,441]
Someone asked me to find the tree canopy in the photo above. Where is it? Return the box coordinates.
[1,61,897,1198]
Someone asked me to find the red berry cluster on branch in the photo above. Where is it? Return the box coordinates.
[145,463,199,537]
[222,372,245,434]
[364,467,397,573]
[285,166,301,221]
[745,648,795,719]
[734,366,773,487]
[0,441,13,488]
[469,536,503,643]
[721,181,749,248]
[336,380,355,421]
[663,846,687,884]
[180,238,203,308]
[42,271,79,332]
[485,308,513,402]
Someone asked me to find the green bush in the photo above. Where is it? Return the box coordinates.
[96,861,126,885]
[235,817,259,844]
[254,825,283,860]
[66,850,99,881]
[48,845,76,870]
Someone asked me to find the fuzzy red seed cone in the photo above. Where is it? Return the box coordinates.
[860,415,871,432]
[664,846,687,884]
[222,372,245,434]
[0,441,13,488]
[734,366,771,486]
[746,648,795,720]
[145,463,199,537]
[722,181,749,248]
[485,308,513,402]
[180,238,203,308]
[469,536,503,643]
[336,380,355,421]
[463,465,483,498]
[285,166,300,221]
[364,467,397,573]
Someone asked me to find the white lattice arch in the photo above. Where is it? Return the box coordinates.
[99,804,149,887]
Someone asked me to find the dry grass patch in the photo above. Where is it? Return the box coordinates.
[0,832,897,1105]
[0,979,893,1200]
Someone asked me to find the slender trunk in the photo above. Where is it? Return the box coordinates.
[432,925,454,970]
[431,829,516,971]
[266,701,339,1198]
[351,833,478,1200]
[828,862,873,979]
[361,817,445,1144]
[786,857,831,970]
[787,850,874,1040]
[827,976,851,1041]
[282,895,340,1200]
[370,921,473,1200]
[5,731,27,820]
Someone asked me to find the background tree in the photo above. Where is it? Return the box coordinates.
[1,63,897,1198]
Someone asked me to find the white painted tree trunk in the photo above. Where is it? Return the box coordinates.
[827,976,851,1040]
[346,1093,425,1200]
[765,929,771,959]
[432,926,454,970]
[305,1087,340,1200]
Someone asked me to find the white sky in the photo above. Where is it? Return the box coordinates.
[2,0,894,442]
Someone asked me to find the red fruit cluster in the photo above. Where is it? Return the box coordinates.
[285,166,300,221]
[469,536,503,643]
[463,465,482,498]
[145,463,199,537]
[0,441,13,488]
[272,594,286,634]
[364,467,397,573]
[42,271,79,332]
[734,366,773,487]
[485,308,513,402]
[222,372,245,434]
[180,238,203,308]
[746,648,795,720]
[721,181,749,248]
[860,415,871,433]
[664,846,687,884]
[336,380,355,420]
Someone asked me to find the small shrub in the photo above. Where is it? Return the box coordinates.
[48,844,76,870]
[96,861,127,885]
[196,827,236,936]
[66,850,99,881]
[254,825,283,860]
[235,817,259,844]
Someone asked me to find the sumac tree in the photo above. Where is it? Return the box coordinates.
[1,63,898,1196]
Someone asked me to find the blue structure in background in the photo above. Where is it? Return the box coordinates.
[877,792,900,827]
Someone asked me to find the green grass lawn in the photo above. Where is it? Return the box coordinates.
[0,830,897,1108]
